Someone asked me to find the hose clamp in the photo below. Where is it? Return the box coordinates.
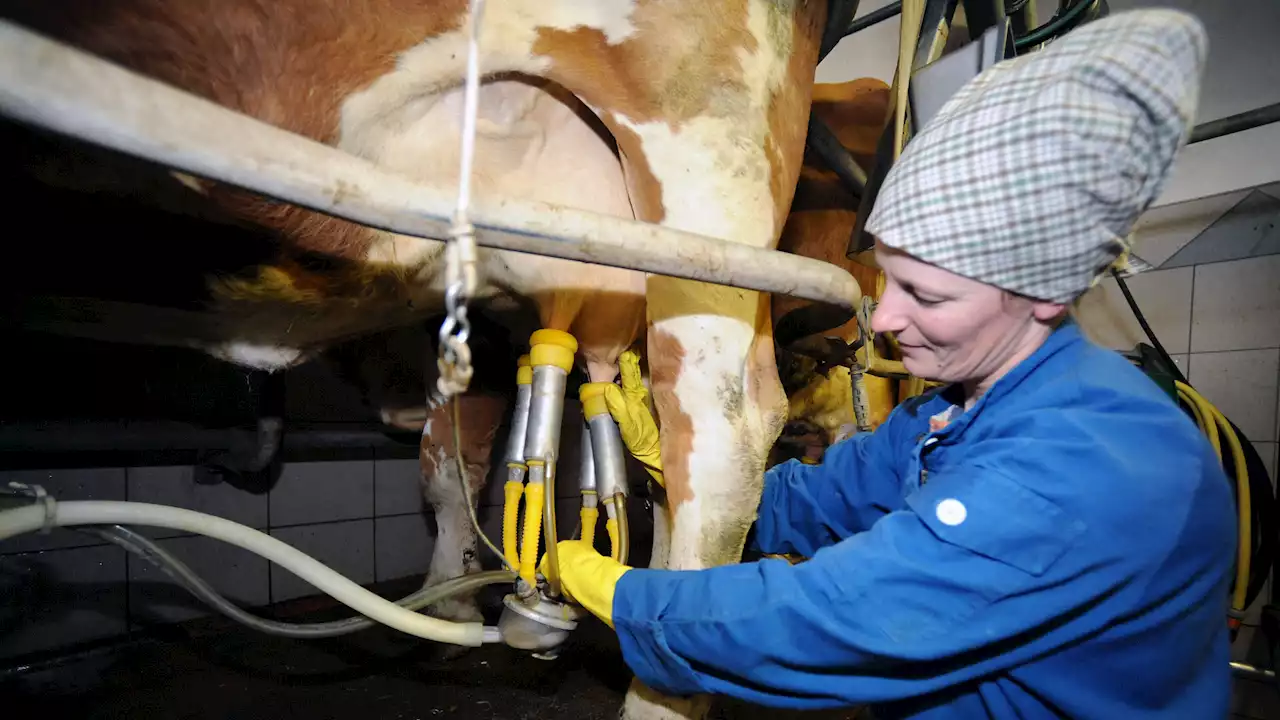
[6,481,57,534]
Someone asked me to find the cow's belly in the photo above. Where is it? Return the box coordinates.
[209,76,645,371]
[344,77,645,319]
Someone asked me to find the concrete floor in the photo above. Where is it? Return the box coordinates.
[1,578,867,720]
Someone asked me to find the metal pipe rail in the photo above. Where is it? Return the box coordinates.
[0,20,862,313]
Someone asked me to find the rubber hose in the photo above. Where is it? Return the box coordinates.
[580,505,599,551]
[0,501,487,646]
[503,480,524,569]
[613,494,630,567]
[606,516,620,563]
[87,525,514,639]
[519,481,545,587]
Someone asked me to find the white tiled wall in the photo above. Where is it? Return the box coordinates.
[127,465,268,539]
[271,519,377,603]
[1,402,611,662]
[1191,255,1280,353]
[270,460,375,527]
[1075,266,1195,354]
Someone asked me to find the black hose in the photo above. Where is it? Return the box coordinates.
[807,114,868,199]
[1112,270,1184,384]
[820,0,863,62]
[1014,0,1097,50]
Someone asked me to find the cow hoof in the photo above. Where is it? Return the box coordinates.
[423,597,483,624]
[422,596,484,659]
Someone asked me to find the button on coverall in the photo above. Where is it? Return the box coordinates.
[611,321,1236,718]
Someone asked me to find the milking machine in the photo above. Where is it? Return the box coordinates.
[493,329,634,659]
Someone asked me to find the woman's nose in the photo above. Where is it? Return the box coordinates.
[870,288,908,336]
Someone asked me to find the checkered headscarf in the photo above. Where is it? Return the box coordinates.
[864,9,1208,303]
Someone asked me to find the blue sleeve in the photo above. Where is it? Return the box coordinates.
[613,464,1104,709]
[753,411,909,557]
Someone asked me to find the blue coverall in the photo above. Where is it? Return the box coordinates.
[611,320,1236,718]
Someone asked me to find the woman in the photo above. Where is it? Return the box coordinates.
[550,9,1235,718]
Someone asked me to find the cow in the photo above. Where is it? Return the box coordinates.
[0,1,842,718]
[772,79,898,465]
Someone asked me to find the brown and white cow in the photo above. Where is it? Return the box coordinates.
[773,79,898,462]
[0,1,838,718]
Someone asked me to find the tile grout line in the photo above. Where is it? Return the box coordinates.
[1185,346,1280,357]
[1186,265,1196,362]
[1274,354,1280,445]
[1162,249,1280,272]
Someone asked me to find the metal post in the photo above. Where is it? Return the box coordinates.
[844,2,904,38]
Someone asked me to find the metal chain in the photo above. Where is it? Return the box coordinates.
[431,0,513,574]
[436,0,486,401]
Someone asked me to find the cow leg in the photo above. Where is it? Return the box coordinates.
[418,393,509,626]
[617,285,788,720]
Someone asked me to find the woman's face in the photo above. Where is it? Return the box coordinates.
[870,243,1064,390]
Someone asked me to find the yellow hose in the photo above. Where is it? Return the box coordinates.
[606,516,620,562]
[502,478,524,569]
[519,477,546,588]
[580,503,599,551]
[1176,381,1250,613]
[1177,390,1207,440]
[1178,383,1221,460]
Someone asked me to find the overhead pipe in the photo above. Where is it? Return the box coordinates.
[0,20,862,314]
[1188,102,1280,145]
[844,2,904,37]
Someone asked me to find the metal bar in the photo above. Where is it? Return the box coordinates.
[1231,661,1277,683]
[0,20,862,313]
[820,0,863,61]
[1189,102,1280,145]
[806,115,868,198]
[844,1,903,37]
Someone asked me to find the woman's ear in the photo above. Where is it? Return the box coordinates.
[1032,300,1069,324]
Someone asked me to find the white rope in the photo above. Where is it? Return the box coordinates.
[437,0,487,400]
[453,0,486,234]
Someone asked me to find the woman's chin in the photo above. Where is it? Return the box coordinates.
[901,354,933,380]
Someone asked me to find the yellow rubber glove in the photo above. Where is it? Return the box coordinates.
[603,350,664,486]
[540,539,632,628]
